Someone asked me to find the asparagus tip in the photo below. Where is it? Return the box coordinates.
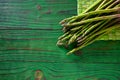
[116,14,120,18]
[61,24,66,27]
[66,52,71,55]
[56,41,63,46]
[59,20,66,24]
[66,49,76,55]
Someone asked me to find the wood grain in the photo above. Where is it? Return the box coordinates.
[0,0,120,80]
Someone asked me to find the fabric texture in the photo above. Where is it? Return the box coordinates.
[77,0,120,40]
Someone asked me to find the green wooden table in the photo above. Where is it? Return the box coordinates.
[0,0,120,80]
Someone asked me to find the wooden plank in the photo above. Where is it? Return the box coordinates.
[0,0,120,80]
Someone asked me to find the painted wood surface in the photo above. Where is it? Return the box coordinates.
[0,0,120,80]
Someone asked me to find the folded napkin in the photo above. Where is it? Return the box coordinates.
[77,0,120,40]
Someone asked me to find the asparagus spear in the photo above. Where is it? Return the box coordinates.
[67,0,115,23]
[67,0,119,24]
[82,0,103,13]
[60,0,105,24]
[70,7,120,24]
[63,14,120,27]
[96,0,110,10]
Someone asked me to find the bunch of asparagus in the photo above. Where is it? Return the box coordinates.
[57,0,120,55]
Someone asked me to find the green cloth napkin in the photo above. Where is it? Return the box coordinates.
[77,0,120,40]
